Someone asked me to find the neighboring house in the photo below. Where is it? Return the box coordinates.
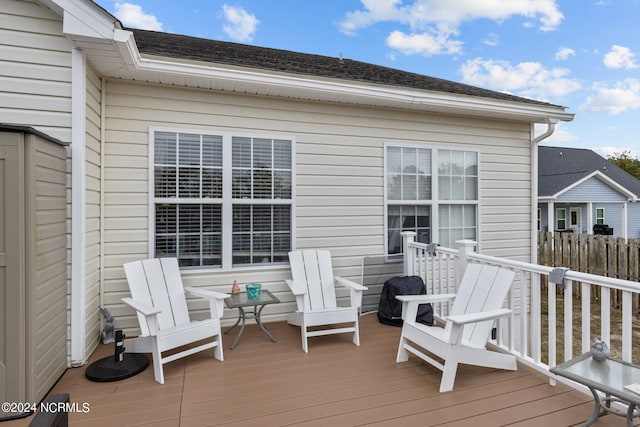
[538,146,640,239]
[0,0,573,405]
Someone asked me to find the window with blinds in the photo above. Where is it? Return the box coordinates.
[152,130,293,269]
[385,145,478,253]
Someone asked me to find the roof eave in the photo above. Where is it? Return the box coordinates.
[121,54,574,123]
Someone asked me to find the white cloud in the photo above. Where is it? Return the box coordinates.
[554,47,575,61]
[580,79,640,115]
[459,57,581,100]
[535,122,577,144]
[339,0,563,56]
[222,5,259,42]
[114,2,163,30]
[386,30,463,56]
[483,33,499,47]
[603,45,638,69]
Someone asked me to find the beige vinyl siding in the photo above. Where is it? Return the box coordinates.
[0,0,72,142]
[102,79,533,335]
[84,65,102,356]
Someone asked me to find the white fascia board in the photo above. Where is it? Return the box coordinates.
[54,0,119,39]
[134,56,574,123]
[551,170,637,200]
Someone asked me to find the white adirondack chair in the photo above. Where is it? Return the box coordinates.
[396,262,517,392]
[286,249,368,352]
[122,258,229,384]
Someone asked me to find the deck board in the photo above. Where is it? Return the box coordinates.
[5,314,637,426]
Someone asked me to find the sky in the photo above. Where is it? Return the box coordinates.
[93,0,640,158]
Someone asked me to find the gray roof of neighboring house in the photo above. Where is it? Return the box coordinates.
[538,146,640,197]
[130,28,562,109]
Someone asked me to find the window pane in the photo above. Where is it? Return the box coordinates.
[253,138,272,169]
[418,176,432,199]
[155,132,176,165]
[232,205,291,266]
[387,146,401,173]
[387,174,401,200]
[232,137,252,168]
[403,175,417,200]
[202,169,222,198]
[155,203,221,268]
[439,176,451,200]
[438,204,476,249]
[155,166,176,197]
[202,135,222,167]
[253,169,273,199]
[387,205,431,254]
[274,140,291,169]
[179,133,200,166]
[178,167,200,197]
[274,171,291,199]
[232,170,251,198]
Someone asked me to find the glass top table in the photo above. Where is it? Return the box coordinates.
[550,352,640,426]
[224,289,280,350]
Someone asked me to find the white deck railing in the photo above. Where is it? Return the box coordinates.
[401,231,640,379]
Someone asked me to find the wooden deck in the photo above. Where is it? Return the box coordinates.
[6,315,637,427]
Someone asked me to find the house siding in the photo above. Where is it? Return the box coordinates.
[629,203,640,239]
[0,0,72,142]
[102,80,534,334]
[558,177,628,203]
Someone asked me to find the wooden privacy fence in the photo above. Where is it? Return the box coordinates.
[537,231,640,310]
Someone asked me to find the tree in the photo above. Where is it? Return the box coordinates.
[607,150,640,180]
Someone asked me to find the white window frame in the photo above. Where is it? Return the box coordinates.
[596,207,605,225]
[556,208,567,230]
[149,127,296,271]
[383,143,480,254]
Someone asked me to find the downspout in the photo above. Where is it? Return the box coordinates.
[70,48,87,366]
[530,119,558,264]
[98,77,106,323]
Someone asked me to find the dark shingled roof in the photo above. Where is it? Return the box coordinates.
[130,28,561,109]
[538,146,640,197]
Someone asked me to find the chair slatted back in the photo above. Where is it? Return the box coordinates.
[289,250,337,312]
[123,258,191,335]
[446,263,515,347]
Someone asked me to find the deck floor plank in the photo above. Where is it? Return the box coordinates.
[4,314,631,427]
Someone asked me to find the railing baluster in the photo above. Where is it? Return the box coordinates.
[581,283,591,354]
[564,281,573,362]
[622,290,632,362]
[601,288,611,346]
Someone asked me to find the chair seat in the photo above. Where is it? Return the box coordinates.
[286,249,367,352]
[123,258,229,384]
[396,263,516,392]
[156,319,221,351]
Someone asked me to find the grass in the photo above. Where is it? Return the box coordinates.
[540,287,640,365]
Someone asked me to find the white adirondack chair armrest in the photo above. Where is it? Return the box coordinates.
[286,279,307,296]
[334,276,367,291]
[447,308,512,325]
[395,293,457,304]
[184,286,230,319]
[122,297,162,336]
[184,286,229,300]
[397,293,457,322]
[286,279,308,312]
[122,297,160,316]
[335,276,367,309]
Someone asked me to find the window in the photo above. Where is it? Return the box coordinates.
[385,145,478,253]
[596,207,605,225]
[556,208,566,230]
[152,130,293,268]
[537,208,541,231]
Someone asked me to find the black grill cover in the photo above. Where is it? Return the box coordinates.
[377,276,433,327]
